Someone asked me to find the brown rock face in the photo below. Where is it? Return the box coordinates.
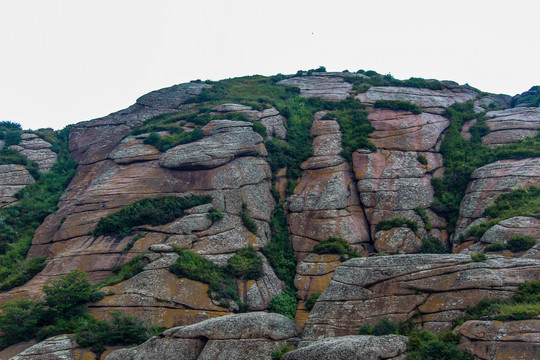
[105,312,300,360]
[482,107,540,147]
[0,164,35,208]
[302,254,540,339]
[277,75,353,101]
[453,158,540,240]
[357,85,478,114]
[9,133,57,173]
[458,320,540,360]
[353,108,448,249]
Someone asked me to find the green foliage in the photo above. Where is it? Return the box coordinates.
[0,126,77,291]
[43,269,105,319]
[374,99,422,114]
[407,333,473,360]
[357,323,373,335]
[0,298,44,348]
[514,281,540,303]
[122,233,144,253]
[252,121,267,138]
[372,318,399,336]
[484,242,508,252]
[432,101,540,233]
[417,154,428,165]
[271,345,295,360]
[262,204,297,289]
[144,127,204,152]
[333,105,376,162]
[93,194,212,237]
[269,290,297,320]
[226,246,263,280]
[470,251,487,262]
[99,255,145,288]
[0,121,23,131]
[375,217,419,234]
[75,311,161,354]
[419,237,447,254]
[507,235,536,252]
[206,208,224,222]
[345,73,445,94]
[241,202,258,235]
[414,206,431,230]
[312,237,362,261]
[305,291,322,311]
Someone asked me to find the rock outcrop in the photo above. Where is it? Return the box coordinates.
[278,75,353,101]
[482,107,540,147]
[0,164,35,208]
[281,335,408,360]
[9,133,57,173]
[8,334,96,360]
[105,312,300,360]
[458,320,540,360]
[453,158,540,240]
[302,254,540,339]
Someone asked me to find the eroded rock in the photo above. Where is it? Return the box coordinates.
[0,164,35,208]
[482,107,540,147]
[8,134,57,173]
[278,75,353,101]
[9,334,96,360]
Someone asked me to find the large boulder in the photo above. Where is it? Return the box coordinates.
[105,312,300,360]
[8,334,97,360]
[458,320,540,360]
[281,335,408,360]
[302,254,540,339]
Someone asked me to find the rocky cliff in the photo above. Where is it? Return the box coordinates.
[0,70,538,359]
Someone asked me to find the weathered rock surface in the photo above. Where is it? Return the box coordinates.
[108,135,161,164]
[159,120,263,169]
[69,82,209,165]
[8,133,57,173]
[302,254,540,339]
[482,107,540,147]
[211,103,287,140]
[357,85,478,114]
[281,335,408,360]
[454,158,540,240]
[474,94,512,110]
[0,164,35,208]
[278,75,353,101]
[105,312,300,360]
[8,334,96,360]
[458,320,540,360]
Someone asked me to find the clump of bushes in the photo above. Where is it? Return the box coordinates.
[93,194,212,237]
[143,128,204,152]
[419,237,447,254]
[376,218,419,234]
[414,206,432,231]
[241,202,258,235]
[417,154,428,165]
[305,291,322,311]
[471,251,487,262]
[206,208,224,222]
[99,255,145,288]
[226,247,263,280]
[485,235,535,253]
[374,100,422,114]
[269,290,297,320]
[312,237,362,261]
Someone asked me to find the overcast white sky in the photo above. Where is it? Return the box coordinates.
[1,0,539,130]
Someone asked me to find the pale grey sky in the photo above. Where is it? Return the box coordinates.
[1,0,539,130]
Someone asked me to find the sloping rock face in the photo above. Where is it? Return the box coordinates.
[9,133,57,173]
[302,254,540,339]
[458,320,540,360]
[105,313,300,360]
[277,75,353,101]
[357,85,479,114]
[460,216,540,259]
[286,112,370,326]
[353,110,449,250]
[211,103,287,140]
[482,107,540,147]
[0,164,35,208]
[281,335,408,360]
[69,82,209,165]
[453,158,540,240]
[8,334,97,360]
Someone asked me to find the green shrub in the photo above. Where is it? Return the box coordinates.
[226,247,263,280]
[357,323,373,335]
[484,242,508,252]
[417,154,428,165]
[144,128,204,152]
[312,237,362,260]
[376,218,419,234]
[372,318,399,336]
[374,100,422,114]
[514,281,540,303]
[271,345,295,360]
[414,206,432,230]
[93,194,212,237]
[206,208,224,222]
[507,235,536,252]
[241,202,258,235]
[252,122,267,138]
[419,237,447,254]
[99,255,145,288]
[43,269,105,319]
[269,291,297,320]
[0,298,44,348]
[471,251,487,262]
[305,291,322,311]
[0,121,22,131]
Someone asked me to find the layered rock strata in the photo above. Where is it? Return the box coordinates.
[278,75,353,101]
[302,254,540,339]
[482,107,540,147]
[0,164,35,208]
[9,133,57,173]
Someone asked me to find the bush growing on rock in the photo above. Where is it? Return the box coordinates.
[269,290,297,320]
[507,235,536,252]
[226,246,263,280]
[374,99,422,114]
[241,202,258,235]
[305,291,321,311]
[419,237,447,254]
[376,218,419,234]
[312,237,362,260]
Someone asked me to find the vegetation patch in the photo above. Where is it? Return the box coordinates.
[305,291,322,311]
[417,154,428,165]
[269,290,297,320]
[414,206,432,230]
[375,217,419,234]
[345,72,445,94]
[419,237,447,254]
[143,128,203,152]
[312,237,362,261]
[271,345,295,360]
[374,99,422,114]
[484,235,535,253]
[226,246,263,280]
[93,194,212,237]
[241,202,258,235]
[206,208,224,222]
[471,251,487,262]
[99,255,145,288]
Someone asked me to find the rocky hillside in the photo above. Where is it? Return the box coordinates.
[0,70,539,360]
